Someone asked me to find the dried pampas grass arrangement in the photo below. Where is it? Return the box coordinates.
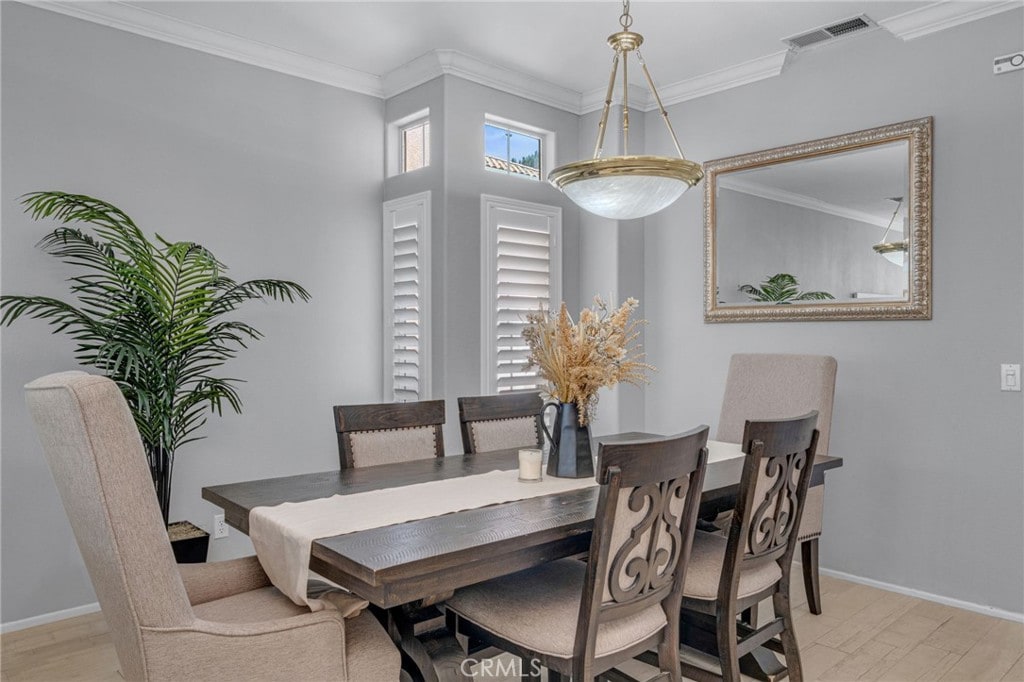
[522,296,653,426]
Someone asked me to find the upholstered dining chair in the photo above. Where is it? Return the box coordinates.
[676,412,819,682]
[446,427,710,681]
[716,353,837,614]
[457,391,544,454]
[25,371,400,682]
[333,399,445,469]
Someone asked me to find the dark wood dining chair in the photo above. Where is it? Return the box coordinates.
[457,391,544,454]
[332,399,445,469]
[446,426,710,681]
[715,354,837,615]
[676,412,819,682]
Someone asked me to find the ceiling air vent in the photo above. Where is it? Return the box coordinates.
[783,15,876,51]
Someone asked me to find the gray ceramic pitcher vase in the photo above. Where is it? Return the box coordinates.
[540,401,594,479]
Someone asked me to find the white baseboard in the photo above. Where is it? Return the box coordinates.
[808,564,1024,624]
[1,601,100,634]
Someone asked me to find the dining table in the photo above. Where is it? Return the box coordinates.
[202,433,843,682]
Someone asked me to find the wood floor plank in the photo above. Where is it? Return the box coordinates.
[865,643,961,681]
[798,643,849,681]
[818,640,895,681]
[872,610,949,658]
[925,609,1002,656]
[816,592,916,653]
[791,608,844,648]
[939,619,1024,681]
[1001,654,1023,681]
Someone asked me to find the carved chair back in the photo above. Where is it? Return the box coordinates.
[457,392,544,454]
[333,400,445,469]
[721,412,819,600]
[575,426,709,667]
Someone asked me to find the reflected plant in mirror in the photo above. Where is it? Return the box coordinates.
[739,273,835,304]
[704,117,932,322]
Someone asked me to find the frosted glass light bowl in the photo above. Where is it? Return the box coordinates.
[548,155,704,220]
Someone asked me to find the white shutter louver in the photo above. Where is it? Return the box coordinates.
[481,196,562,395]
[383,193,431,402]
[495,226,551,393]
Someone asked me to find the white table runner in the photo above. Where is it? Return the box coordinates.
[249,440,745,610]
[249,469,598,609]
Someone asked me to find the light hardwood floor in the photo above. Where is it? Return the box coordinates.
[2,573,1021,681]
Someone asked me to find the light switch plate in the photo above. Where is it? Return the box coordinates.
[1001,364,1021,391]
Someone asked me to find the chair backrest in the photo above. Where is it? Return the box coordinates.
[717,354,837,455]
[24,372,194,681]
[333,399,445,469]
[720,412,819,600]
[575,426,709,665]
[457,392,544,454]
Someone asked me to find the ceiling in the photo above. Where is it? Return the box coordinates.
[42,1,1019,110]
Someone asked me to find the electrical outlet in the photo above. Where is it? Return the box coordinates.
[213,513,229,539]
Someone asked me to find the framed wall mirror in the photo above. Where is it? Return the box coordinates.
[704,117,932,322]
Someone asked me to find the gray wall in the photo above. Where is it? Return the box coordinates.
[1,4,385,623]
[642,12,1024,613]
[717,189,907,304]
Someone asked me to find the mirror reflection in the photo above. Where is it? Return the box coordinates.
[704,118,932,322]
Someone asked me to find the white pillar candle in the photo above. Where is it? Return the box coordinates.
[518,448,543,482]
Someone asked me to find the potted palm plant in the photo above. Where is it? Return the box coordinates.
[1,192,310,561]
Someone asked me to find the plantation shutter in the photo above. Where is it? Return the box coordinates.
[482,196,561,395]
[383,193,430,402]
[495,225,551,392]
[391,223,421,400]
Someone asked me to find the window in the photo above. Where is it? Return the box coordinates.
[483,116,551,181]
[402,119,430,173]
[382,192,431,401]
[480,195,562,394]
[387,108,429,177]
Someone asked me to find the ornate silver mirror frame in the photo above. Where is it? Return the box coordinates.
[704,117,932,322]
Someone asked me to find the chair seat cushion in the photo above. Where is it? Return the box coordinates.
[446,558,667,659]
[683,531,782,601]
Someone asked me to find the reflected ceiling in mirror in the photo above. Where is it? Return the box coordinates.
[704,117,932,322]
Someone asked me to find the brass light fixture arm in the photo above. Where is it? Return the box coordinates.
[877,197,904,243]
[621,49,630,155]
[593,52,620,159]
[637,49,686,159]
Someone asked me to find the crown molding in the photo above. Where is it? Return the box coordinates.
[719,176,891,228]
[25,0,383,96]
[579,84,652,116]
[383,49,583,114]
[879,0,1023,41]
[657,51,790,107]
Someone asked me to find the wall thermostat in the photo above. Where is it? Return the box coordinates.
[994,51,1024,74]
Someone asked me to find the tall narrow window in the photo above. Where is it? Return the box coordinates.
[383,192,431,401]
[402,119,430,173]
[481,196,562,394]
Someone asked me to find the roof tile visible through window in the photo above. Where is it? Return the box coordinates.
[484,155,540,179]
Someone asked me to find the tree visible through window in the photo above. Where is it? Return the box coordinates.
[484,123,541,180]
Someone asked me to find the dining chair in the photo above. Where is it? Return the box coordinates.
[333,398,445,469]
[446,426,710,681]
[716,353,837,615]
[677,412,819,682]
[457,391,544,454]
[25,371,400,682]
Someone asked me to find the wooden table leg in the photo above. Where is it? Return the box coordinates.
[802,538,822,615]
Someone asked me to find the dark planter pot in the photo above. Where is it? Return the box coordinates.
[540,401,595,479]
[168,520,210,563]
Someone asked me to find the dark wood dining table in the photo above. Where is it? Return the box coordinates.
[202,434,842,681]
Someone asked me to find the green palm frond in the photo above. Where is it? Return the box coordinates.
[739,273,834,304]
[1,191,310,524]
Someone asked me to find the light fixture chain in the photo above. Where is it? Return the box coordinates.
[637,49,687,159]
[620,0,633,30]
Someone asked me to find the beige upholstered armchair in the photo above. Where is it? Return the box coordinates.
[716,354,837,615]
[25,371,400,682]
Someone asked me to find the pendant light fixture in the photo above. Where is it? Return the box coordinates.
[548,0,703,220]
[873,197,908,267]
